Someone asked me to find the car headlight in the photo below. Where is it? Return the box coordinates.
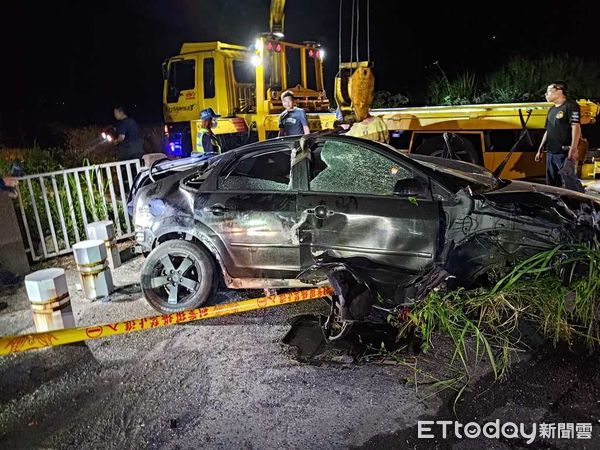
[149,199,166,217]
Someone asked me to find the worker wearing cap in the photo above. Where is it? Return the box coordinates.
[194,108,221,155]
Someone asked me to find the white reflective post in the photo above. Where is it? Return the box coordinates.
[25,268,75,332]
[72,240,114,300]
[86,221,121,269]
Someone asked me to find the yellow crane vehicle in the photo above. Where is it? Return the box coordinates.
[161,0,600,180]
[162,0,335,156]
[371,101,600,179]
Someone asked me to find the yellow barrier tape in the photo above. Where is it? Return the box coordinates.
[0,287,333,356]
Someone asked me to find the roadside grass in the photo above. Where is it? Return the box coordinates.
[379,243,600,412]
[426,54,600,105]
[20,165,126,254]
[427,72,477,106]
[0,131,144,253]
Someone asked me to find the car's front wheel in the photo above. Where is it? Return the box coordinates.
[141,240,216,312]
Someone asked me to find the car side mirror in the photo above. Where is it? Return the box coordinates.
[393,178,428,197]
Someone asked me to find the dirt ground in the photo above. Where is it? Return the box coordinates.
[0,248,599,449]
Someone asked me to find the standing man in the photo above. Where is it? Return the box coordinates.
[278,91,310,137]
[113,106,144,161]
[194,108,221,155]
[535,82,584,192]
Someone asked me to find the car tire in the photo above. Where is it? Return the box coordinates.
[141,240,216,313]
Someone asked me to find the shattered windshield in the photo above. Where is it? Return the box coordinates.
[309,141,412,196]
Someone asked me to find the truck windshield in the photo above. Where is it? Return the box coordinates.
[166,59,195,103]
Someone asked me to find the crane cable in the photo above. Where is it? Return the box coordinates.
[338,0,343,68]
[350,0,355,65]
[355,0,360,63]
[339,0,371,66]
[367,0,370,62]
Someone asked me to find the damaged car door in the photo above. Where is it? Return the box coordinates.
[194,146,301,280]
[297,139,441,272]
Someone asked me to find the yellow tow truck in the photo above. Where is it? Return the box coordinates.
[161,0,600,180]
[162,0,334,155]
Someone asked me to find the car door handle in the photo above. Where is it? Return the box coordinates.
[203,204,230,215]
[308,205,331,219]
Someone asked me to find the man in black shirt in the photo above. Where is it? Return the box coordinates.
[535,81,583,192]
[113,106,144,161]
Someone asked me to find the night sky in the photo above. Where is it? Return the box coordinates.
[2,0,598,145]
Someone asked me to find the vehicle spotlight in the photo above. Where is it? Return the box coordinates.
[101,126,116,143]
[251,54,262,67]
[101,132,113,142]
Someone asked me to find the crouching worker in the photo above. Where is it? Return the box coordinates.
[194,108,221,155]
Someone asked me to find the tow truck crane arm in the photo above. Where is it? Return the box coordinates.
[269,0,286,35]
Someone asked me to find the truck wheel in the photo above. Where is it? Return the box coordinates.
[141,240,216,313]
[414,134,481,165]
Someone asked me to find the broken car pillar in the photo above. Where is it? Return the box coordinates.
[86,221,121,269]
[24,268,75,332]
[72,240,114,300]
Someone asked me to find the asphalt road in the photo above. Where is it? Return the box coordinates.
[0,250,598,449]
[0,252,441,448]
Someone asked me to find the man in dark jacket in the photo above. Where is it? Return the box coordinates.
[113,106,144,161]
[535,81,584,192]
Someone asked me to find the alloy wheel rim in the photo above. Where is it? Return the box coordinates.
[149,252,201,305]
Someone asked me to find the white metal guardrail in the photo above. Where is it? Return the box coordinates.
[15,159,141,261]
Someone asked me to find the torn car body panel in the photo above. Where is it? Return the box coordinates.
[297,192,440,271]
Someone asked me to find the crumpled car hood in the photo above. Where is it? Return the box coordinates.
[488,179,600,203]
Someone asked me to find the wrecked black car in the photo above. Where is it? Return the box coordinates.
[131,135,600,336]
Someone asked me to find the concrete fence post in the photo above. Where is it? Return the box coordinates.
[72,240,114,300]
[86,221,121,269]
[25,268,75,332]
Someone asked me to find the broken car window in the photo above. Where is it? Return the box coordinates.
[218,149,292,191]
[182,161,215,189]
[309,141,411,196]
